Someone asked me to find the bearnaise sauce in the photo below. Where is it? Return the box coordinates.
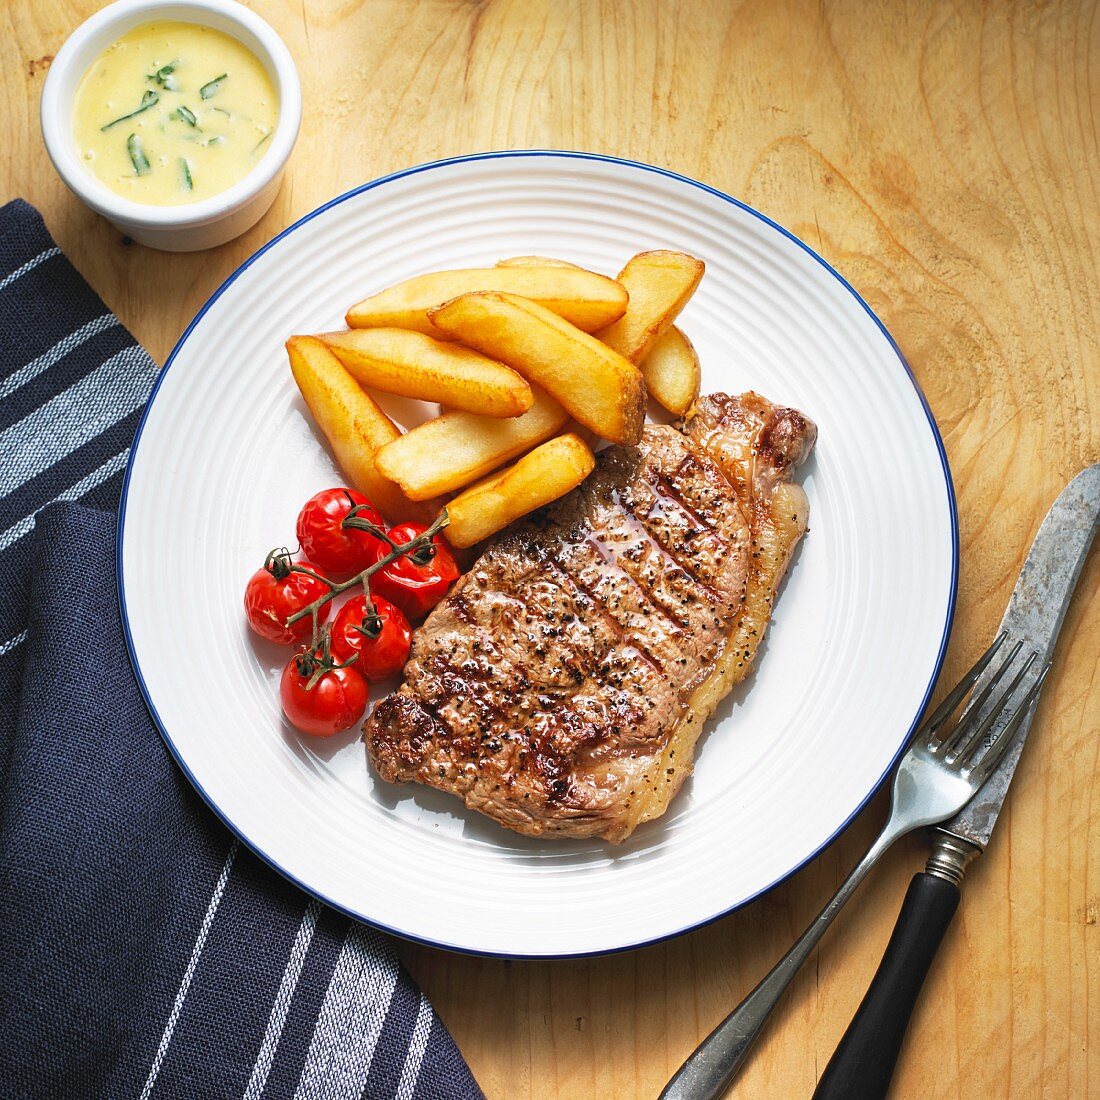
[72,21,278,205]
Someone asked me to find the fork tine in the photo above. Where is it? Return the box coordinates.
[947,649,1036,763]
[950,646,1034,770]
[939,638,1023,755]
[921,632,1008,746]
[965,662,1051,788]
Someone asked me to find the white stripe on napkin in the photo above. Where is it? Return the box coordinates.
[0,629,28,658]
[243,899,322,1100]
[394,993,434,1100]
[293,925,399,1100]
[0,450,129,555]
[0,314,117,402]
[0,246,60,294]
[140,839,239,1100]
[0,348,154,496]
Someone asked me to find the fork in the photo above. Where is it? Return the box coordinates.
[660,633,1048,1100]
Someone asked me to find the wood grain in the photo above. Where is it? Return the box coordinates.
[5,1,1097,1096]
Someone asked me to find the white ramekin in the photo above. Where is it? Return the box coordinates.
[41,0,301,252]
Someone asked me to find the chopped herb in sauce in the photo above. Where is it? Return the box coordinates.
[148,62,178,90]
[181,158,193,191]
[199,73,228,99]
[175,105,198,127]
[101,90,159,131]
[127,133,151,175]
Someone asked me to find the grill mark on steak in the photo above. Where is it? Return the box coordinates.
[413,548,658,785]
[582,438,741,601]
[560,530,680,635]
[586,520,726,635]
[606,505,724,604]
[522,556,679,774]
[543,557,666,679]
[547,535,703,668]
[366,391,816,842]
[653,472,726,551]
[585,524,696,623]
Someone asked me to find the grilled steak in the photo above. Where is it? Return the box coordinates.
[365,392,816,842]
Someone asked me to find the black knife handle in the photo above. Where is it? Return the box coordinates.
[812,872,960,1100]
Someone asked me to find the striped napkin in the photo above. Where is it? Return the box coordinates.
[0,200,482,1100]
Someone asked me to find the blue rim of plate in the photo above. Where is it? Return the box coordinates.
[117,149,959,959]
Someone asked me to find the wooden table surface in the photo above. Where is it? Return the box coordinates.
[6,1,1098,1096]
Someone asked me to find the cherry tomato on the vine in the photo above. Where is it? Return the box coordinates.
[244,556,331,645]
[330,594,412,681]
[279,654,368,737]
[296,488,387,581]
[372,521,460,619]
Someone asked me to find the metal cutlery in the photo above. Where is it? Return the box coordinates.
[661,463,1100,1100]
[813,462,1100,1100]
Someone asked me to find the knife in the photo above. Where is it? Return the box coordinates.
[813,463,1100,1100]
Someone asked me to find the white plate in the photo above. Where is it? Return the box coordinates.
[119,152,957,958]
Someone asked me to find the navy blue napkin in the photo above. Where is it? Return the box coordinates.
[0,200,482,1100]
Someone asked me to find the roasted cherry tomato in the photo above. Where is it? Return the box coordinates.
[372,521,460,619]
[296,488,387,581]
[279,653,368,737]
[330,594,412,681]
[244,555,331,645]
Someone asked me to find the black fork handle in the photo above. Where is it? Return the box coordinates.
[812,872,960,1100]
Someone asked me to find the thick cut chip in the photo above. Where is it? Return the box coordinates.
[374,384,569,500]
[496,255,584,269]
[286,336,440,523]
[346,267,628,336]
[429,291,646,445]
[596,250,704,363]
[321,328,532,417]
[640,325,701,417]
[444,433,596,548]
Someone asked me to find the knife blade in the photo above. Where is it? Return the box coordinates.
[937,461,1100,851]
